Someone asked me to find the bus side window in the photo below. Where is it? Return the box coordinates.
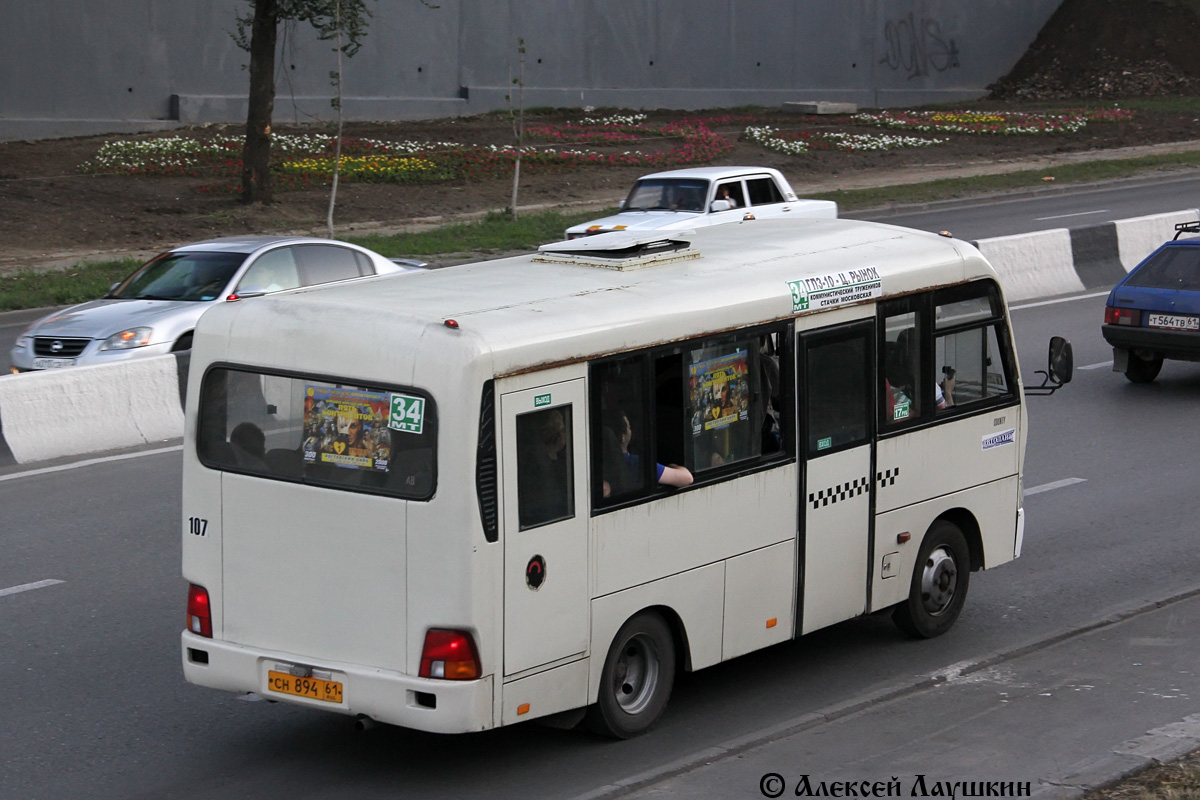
[593,356,651,504]
[933,287,1014,410]
[686,338,761,473]
[881,310,924,426]
[589,323,791,512]
[515,406,575,529]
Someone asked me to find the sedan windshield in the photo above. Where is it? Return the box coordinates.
[623,179,709,213]
[1126,247,1200,292]
[110,251,248,301]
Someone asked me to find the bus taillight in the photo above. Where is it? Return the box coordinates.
[419,629,481,679]
[187,584,213,638]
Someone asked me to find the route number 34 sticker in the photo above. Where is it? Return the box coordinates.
[388,394,426,434]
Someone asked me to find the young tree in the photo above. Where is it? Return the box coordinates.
[233,0,372,205]
[508,38,526,221]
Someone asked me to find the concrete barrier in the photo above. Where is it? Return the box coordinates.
[971,207,1200,301]
[0,355,184,464]
[974,228,1083,302]
[1114,209,1200,271]
[0,207,1195,466]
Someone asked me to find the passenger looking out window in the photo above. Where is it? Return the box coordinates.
[601,409,692,497]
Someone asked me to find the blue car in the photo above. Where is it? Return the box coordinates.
[1102,221,1200,383]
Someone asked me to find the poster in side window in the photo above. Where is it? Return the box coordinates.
[688,348,751,437]
[303,385,392,472]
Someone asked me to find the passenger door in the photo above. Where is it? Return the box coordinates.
[797,321,875,633]
[499,378,589,676]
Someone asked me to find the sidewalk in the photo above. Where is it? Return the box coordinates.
[579,589,1200,800]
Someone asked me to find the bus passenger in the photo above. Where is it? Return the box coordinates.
[602,410,692,496]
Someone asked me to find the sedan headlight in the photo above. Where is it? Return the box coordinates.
[99,327,154,351]
[14,327,33,348]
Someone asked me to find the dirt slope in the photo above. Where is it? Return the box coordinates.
[989,0,1200,98]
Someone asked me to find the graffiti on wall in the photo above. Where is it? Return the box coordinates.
[878,13,960,79]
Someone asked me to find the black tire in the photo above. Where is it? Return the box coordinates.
[1124,354,1162,384]
[584,612,675,738]
[893,520,971,639]
[171,332,194,352]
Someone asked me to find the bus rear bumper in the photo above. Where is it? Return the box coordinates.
[181,632,494,733]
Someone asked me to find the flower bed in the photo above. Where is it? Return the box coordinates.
[745,125,945,155]
[850,108,1133,135]
[79,116,739,187]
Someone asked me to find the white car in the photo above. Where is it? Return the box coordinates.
[564,166,836,239]
[10,235,426,373]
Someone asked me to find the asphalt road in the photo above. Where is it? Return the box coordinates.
[3,179,1200,798]
[851,172,1200,241]
[4,286,1198,799]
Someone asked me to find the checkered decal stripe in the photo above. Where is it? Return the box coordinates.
[877,467,900,488]
[808,477,868,510]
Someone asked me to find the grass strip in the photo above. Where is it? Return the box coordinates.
[0,259,140,312]
[345,209,606,258]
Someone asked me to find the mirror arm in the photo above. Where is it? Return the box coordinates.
[1024,369,1065,396]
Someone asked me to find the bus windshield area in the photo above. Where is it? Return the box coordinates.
[197,367,437,499]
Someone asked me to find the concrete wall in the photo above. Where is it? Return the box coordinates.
[0,0,1061,141]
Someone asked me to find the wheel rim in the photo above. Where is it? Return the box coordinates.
[919,546,959,616]
[612,633,660,715]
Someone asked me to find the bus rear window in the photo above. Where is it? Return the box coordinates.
[197,367,437,500]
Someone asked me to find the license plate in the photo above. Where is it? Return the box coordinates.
[1147,313,1199,331]
[267,669,344,704]
[32,357,76,369]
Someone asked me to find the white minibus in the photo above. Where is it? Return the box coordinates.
[181,217,1071,738]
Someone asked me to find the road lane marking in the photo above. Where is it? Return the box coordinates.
[1079,361,1114,370]
[0,445,182,483]
[1024,477,1087,496]
[1010,290,1110,311]
[1035,210,1110,221]
[0,579,64,598]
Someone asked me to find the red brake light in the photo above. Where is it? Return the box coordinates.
[419,629,481,680]
[187,584,212,638]
[1104,306,1139,326]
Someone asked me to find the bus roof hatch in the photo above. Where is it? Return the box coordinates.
[535,230,699,271]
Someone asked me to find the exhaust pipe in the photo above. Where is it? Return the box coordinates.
[354,715,377,732]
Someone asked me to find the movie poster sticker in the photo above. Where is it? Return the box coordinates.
[688,348,751,437]
[302,384,392,472]
[788,266,882,313]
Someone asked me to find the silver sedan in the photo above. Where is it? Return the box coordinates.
[10,235,425,372]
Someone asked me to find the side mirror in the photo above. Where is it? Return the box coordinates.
[1048,336,1073,385]
[710,199,732,213]
[227,286,267,301]
[1026,336,1073,395]
[618,200,626,210]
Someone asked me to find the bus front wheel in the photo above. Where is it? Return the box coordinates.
[585,612,675,739]
[893,520,970,639]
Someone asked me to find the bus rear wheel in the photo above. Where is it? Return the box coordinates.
[893,520,970,639]
[585,612,675,739]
